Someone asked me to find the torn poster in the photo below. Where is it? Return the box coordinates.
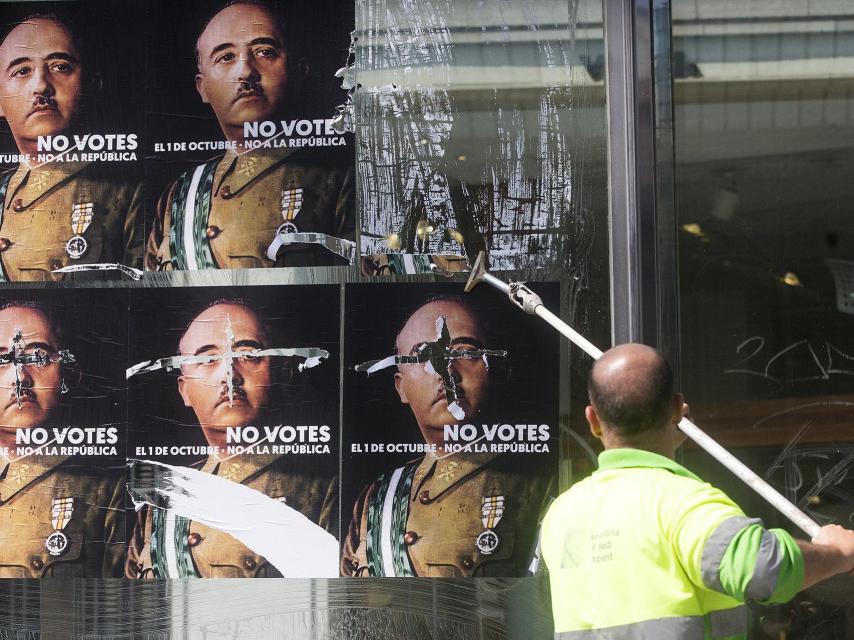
[357,1,585,274]
[355,315,508,421]
[341,283,559,577]
[0,0,145,282]
[0,290,128,577]
[144,0,356,271]
[128,459,338,578]
[126,286,339,578]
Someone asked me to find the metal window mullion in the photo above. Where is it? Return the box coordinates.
[604,0,669,351]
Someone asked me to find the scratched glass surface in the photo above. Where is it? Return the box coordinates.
[0,578,552,638]
[673,2,854,637]
[356,0,606,276]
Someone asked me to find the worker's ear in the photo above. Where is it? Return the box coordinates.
[585,404,603,440]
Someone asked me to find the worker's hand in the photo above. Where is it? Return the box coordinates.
[673,402,690,449]
[812,524,854,574]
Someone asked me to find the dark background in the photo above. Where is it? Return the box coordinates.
[342,282,561,525]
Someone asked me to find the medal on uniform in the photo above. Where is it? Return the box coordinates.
[266,187,304,259]
[476,495,504,555]
[277,187,303,235]
[66,202,93,259]
[45,497,74,556]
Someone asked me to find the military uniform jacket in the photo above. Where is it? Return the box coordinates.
[127,453,338,578]
[342,451,555,577]
[0,454,125,578]
[0,161,143,281]
[145,144,354,271]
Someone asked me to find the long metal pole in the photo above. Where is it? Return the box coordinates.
[468,256,820,538]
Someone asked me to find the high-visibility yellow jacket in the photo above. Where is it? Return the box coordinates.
[541,448,804,639]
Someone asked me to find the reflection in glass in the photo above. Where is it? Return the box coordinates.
[673,3,854,637]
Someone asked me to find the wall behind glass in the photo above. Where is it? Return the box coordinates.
[673,2,854,637]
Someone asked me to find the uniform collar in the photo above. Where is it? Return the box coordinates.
[0,453,72,503]
[200,450,283,485]
[6,161,90,210]
[411,450,501,501]
[212,145,296,199]
[595,448,701,482]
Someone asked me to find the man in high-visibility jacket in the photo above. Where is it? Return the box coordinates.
[541,343,854,639]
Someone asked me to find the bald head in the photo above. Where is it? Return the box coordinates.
[588,344,675,435]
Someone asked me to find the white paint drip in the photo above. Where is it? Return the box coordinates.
[446,401,465,421]
[224,314,235,407]
[127,348,330,379]
[128,459,339,578]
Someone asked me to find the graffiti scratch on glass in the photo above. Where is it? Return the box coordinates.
[762,414,854,526]
[724,337,854,384]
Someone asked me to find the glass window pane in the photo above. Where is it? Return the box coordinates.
[673,2,854,636]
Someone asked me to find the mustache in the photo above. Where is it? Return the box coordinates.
[434,385,465,404]
[216,385,247,405]
[7,387,36,408]
[235,81,263,100]
[30,94,58,112]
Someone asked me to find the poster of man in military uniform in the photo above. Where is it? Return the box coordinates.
[125,287,339,578]
[144,0,355,271]
[0,2,144,282]
[0,292,127,578]
[342,284,559,577]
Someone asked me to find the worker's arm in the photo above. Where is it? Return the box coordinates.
[693,516,854,604]
[670,484,805,605]
[797,524,854,591]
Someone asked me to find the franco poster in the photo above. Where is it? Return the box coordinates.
[144,0,356,272]
[0,1,145,282]
[125,286,340,578]
[341,282,559,577]
[0,290,127,578]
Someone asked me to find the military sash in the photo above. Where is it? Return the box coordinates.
[149,508,200,579]
[365,461,419,577]
[168,159,219,270]
[0,172,12,283]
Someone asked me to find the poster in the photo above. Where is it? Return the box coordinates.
[0,1,145,282]
[0,290,127,577]
[342,283,559,577]
[144,0,356,271]
[126,286,340,578]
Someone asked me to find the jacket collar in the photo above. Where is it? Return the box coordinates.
[200,450,283,485]
[411,450,501,501]
[211,146,297,199]
[595,448,701,482]
[0,453,72,503]
[6,161,91,210]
